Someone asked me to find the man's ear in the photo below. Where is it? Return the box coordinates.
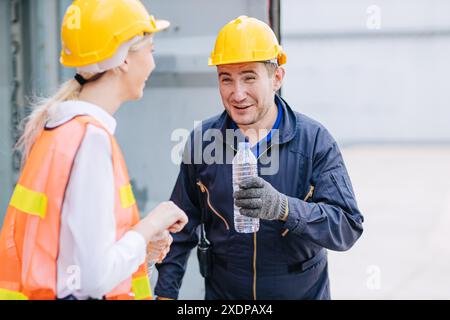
[118,58,130,73]
[273,67,285,92]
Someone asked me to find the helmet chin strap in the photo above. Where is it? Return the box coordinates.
[74,73,87,86]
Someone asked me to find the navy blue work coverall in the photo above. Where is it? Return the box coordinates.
[155,95,364,300]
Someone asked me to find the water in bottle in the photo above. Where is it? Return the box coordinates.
[232,140,260,233]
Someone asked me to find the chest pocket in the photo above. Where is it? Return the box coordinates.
[286,147,315,199]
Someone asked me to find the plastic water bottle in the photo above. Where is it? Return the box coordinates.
[232,139,260,233]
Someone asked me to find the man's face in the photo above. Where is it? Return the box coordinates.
[217,62,283,127]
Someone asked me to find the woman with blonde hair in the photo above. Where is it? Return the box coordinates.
[0,0,187,300]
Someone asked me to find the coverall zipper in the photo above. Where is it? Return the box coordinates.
[196,180,230,230]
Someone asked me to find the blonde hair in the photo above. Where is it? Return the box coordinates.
[16,34,153,167]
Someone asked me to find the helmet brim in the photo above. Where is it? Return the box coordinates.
[152,19,170,33]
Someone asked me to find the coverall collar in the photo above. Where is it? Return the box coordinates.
[212,94,298,148]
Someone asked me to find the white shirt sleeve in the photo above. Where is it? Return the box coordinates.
[57,124,146,300]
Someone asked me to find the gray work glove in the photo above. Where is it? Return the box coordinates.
[234,176,289,221]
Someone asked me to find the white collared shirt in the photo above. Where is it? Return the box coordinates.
[47,100,146,300]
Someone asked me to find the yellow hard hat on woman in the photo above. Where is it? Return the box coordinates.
[208,15,287,67]
[60,0,169,72]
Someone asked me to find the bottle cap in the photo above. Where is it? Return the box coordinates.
[238,141,251,150]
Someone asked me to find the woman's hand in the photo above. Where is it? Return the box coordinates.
[133,201,188,243]
[146,230,173,264]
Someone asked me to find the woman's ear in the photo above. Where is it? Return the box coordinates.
[118,58,130,73]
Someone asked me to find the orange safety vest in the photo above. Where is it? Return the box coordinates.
[0,116,151,300]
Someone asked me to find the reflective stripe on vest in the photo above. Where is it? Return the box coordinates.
[9,184,47,219]
[0,288,28,300]
[131,275,152,300]
[120,184,136,209]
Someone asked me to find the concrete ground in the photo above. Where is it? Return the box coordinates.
[151,145,450,300]
[328,145,450,300]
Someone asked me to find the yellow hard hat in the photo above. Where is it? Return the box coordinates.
[208,16,287,67]
[60,0,170,68]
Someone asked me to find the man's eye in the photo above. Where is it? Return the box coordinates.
[245,77,256,81]
[221,78,231,83]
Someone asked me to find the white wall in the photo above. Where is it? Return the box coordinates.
[282,0,450,144]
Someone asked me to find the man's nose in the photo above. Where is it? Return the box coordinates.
[231,83,247,103]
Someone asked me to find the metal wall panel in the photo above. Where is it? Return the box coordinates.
[113,0,270,212]
[0,0,13,219]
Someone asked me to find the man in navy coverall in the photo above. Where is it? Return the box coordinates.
[155,16,364,300]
